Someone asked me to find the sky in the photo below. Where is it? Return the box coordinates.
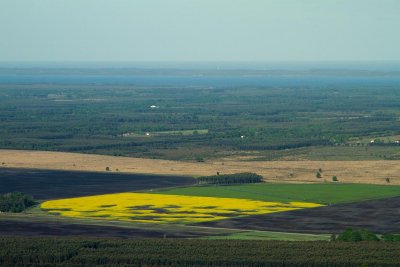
[0,0,399,62]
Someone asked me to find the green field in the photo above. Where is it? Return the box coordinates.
[156,183,400,204]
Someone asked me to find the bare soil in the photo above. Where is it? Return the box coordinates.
[0,168,195,200]
[0,220,205,238]
[198,197,400,234]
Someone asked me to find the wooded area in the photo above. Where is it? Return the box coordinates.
[2,237,400,266]
[0,82,399,161]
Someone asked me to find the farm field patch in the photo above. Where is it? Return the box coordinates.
[40,193,322,224]
[348,134,400,145]
[198,196,400,234]
[155,129,209,135]
[0,211,329,240]
[157,183,400,204]
[0,220,205,238]
[2,150,400,185]
[122,129,209,137]
[0,168,195,200]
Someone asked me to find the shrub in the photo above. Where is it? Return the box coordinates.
[382,233,400,242]
[337,229,379,242]
[330,234,337,241]
[316,172,322,178]
[337,229,362,242]
[332,176,338,182]
[0,192,36,213]
[359,229,380,241]
[195,156,204,162]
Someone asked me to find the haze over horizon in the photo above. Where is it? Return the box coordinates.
[1,0,399,63]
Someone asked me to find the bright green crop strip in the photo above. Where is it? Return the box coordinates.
[156,183,400,204]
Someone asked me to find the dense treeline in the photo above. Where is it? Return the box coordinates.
[0,192,36,212]
[197,172,263,185]
[1,237,400,266]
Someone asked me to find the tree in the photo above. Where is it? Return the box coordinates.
[359,229,380,241]
[316,172,322,178]
[0,192,36,212]
[337,228,379,242]
[337,229,362,242]
[382,233,400,242]
[332,176,338,182]
[330,234,337,241]
[195,156,204,162]
[105,166,110,171]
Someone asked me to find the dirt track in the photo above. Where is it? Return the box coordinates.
[198,197,400,234]
[1,149,400,184]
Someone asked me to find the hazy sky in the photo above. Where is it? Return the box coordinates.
[0,0,399,62]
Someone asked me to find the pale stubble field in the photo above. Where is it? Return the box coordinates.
[1,149,399,185]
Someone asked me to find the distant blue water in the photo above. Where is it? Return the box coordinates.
[0,74,400,87]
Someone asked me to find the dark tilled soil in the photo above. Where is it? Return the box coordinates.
[0,168,196,200]
[0,220,204,238]
[197,197,400,234]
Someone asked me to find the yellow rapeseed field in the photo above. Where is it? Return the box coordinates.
[41,193,322,224]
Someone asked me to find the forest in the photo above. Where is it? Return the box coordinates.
[2,237,400,267]
[0,81,399,161]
